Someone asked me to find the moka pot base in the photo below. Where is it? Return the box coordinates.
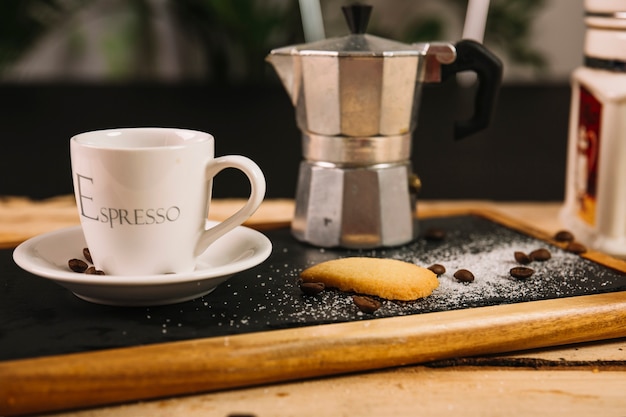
[292,133,418,249]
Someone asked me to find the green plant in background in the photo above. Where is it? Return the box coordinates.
[0,0,87,73]
[483,0,547,72]
[397,0,548,76]
[99,0,156,79]
[0,0,546,82]
[169,0,303,83]
[0,0,150,79]
[0,0,302,82]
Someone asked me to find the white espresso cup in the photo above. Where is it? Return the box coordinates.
[70,127,266,276]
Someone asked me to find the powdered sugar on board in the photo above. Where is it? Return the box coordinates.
[219,214,626,328]
[127,215,626,340]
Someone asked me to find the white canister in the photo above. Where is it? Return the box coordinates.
[561,0,626,257]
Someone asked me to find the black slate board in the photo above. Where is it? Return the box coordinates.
[2,214,626,362]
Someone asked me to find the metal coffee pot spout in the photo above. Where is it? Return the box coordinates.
[267,4,502,248]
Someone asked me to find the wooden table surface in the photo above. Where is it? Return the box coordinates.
[2,196,625,417]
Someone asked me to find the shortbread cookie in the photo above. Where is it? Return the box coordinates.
[300,257,439,301]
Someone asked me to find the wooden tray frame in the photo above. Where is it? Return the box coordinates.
[2,208,626,416]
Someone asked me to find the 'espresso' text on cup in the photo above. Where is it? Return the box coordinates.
[76,174,181,228]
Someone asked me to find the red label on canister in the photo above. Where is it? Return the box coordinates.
[575,85,601,225]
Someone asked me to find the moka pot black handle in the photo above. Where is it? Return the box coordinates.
[441,39,503,140]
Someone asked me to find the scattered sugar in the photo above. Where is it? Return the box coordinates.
[233,216,623,328]
[139,216,625,338]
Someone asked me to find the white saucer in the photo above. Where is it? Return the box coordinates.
[13,222,272,306]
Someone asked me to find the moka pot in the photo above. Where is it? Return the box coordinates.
[266,4,502,248]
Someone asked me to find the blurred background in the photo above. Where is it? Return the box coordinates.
[0,0,583,200]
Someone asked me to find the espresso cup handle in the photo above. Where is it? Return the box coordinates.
[194,155,266,257]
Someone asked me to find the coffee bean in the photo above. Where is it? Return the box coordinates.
[529,248,551,262]
[514,251,532,265]
[565,241,587,254]
[554,230,575,242]
[510,266,535,279]
[454,269,475,283]
[83,247,93,263]
[300,281,325,295]
[85,266,105,275]
[68,258,88,273]
[352,295,382,314]
[427,264,446,275]
[423,227,446,241]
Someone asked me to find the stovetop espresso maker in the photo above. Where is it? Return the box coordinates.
[267,4,502,248]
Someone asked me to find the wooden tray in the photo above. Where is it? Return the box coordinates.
[2,209,626,416]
